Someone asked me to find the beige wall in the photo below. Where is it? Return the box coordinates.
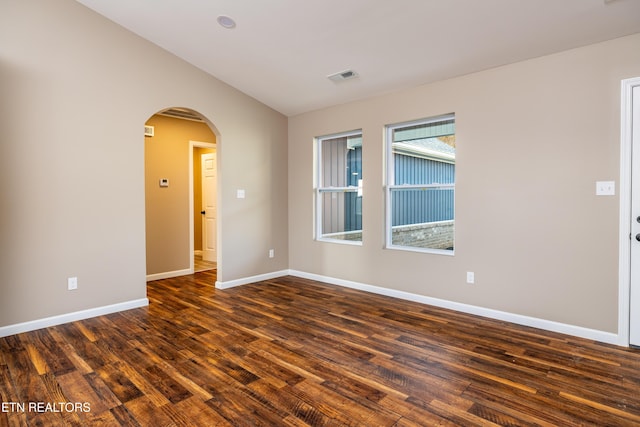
[144,115,216,275]
[289,33,640,334]
[0,0,288,328]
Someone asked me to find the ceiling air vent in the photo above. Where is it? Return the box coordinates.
[159,108,204,122]
[144,125,154,137]
[327,69,359,82]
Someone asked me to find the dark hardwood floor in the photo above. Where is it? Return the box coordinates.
[2,271,640,426]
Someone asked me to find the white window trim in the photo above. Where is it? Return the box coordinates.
[385,114,455,256]
[315,130,363,245]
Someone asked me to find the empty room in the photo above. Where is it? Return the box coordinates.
[2,0,640,425]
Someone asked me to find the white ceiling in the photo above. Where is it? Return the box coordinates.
[76,0,640,117]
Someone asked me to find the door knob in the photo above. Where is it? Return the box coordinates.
[636,234,640,242]
[201,210,206,215]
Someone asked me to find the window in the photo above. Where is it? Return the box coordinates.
[316,131,363,244]
[386,114,455,254]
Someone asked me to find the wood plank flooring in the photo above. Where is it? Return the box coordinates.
[194,255,216,273]
[2,271,640,426]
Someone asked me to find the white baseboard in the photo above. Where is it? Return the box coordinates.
[216,270,289,289]
[0,298,149,338]
[45,268,613,346]
[288,270,620,346]
[146,268,193,282]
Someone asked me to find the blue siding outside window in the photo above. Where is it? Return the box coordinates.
[392,154,454,226]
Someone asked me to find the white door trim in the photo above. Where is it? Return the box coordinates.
[189,140,216,273]
[618,77,640,347]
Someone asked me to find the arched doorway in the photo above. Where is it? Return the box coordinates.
[143,107,220,280]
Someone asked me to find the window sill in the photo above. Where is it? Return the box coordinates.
[385,244,455,256]
[316,238,363,246]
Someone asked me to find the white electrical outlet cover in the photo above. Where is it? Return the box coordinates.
[595,181,615,196]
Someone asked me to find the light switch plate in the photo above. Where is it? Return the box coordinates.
[237,189,245,199]
[596,181,615,196]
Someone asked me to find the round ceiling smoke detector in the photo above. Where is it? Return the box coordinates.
[217,15,236,29]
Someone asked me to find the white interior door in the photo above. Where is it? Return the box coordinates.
[201,153,217,262]
[629,84,640,346]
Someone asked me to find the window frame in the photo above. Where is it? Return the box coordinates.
[315,129,363,245]
[385,114,455,255]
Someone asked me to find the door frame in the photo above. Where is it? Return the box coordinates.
[189,140,217,272]
[618,76,640,347]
